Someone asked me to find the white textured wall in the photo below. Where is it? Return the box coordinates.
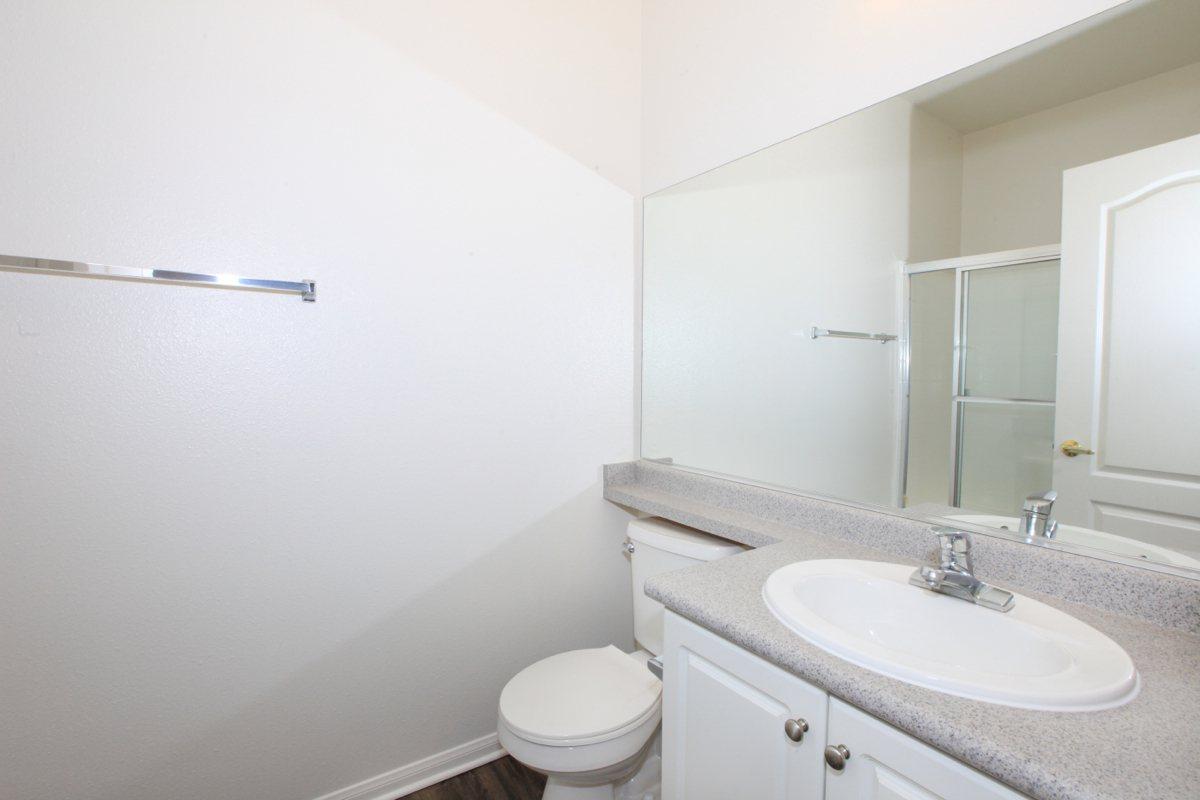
[960,60,1200,253]
[642,0,1130,192]
[0,2,638,799]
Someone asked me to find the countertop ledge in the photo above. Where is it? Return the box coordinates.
[605,461,1200,800]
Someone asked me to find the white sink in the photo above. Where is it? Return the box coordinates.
[763,559,1139,711]
[948,513,1200,571]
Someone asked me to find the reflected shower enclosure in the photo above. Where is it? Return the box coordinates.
[904,254,1060,514]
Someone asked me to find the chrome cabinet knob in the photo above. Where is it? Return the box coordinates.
[621,539,635,554]
[824,744,850,771]
[783,718,809,742]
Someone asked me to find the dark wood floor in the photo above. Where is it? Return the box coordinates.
[406,756,546,800]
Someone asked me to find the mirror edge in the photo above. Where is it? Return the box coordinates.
[647,460,1200,581]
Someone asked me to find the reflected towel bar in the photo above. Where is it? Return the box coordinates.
[0,254,316,302]
[810,326,897,343]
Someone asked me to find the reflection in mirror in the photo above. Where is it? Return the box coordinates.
[642,0,1200,573]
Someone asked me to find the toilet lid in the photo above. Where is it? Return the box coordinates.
[499,645,662,746]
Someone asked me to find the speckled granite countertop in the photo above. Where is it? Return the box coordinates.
[606,461,1200,800]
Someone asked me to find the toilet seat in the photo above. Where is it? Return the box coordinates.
[499,645,661,747]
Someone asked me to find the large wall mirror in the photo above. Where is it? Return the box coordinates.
[642,0,1200,575]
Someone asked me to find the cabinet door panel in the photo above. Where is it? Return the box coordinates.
[871,763,945,800]
[824,699,1028,800]
[662,612,826,800]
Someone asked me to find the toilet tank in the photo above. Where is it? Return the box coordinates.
[627,518,747,655]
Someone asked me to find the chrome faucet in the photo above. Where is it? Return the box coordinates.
[1019,490,1058,540]
[909,527,1015,612]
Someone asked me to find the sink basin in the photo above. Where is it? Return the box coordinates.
[948,513,1200,570]
[763,559,1139,711]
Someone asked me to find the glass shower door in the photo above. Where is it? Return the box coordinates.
[953,260,1059,514]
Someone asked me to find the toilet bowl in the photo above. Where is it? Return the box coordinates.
[498,518,746,799]
[499,646,661,799]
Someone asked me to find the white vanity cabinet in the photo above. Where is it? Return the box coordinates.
[661,610,829,799]
[824,699,1026,800]
[662,612,1029,800]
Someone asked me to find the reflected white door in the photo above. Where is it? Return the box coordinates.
[1055,133,1200,558]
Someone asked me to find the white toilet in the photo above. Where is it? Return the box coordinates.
[498,518,745,799]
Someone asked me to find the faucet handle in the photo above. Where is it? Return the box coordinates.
[930,526,973,572]
[1023,489,1057,511]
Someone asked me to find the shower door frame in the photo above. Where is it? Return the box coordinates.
[902,244,1061,508]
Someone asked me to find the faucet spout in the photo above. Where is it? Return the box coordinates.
[909,527,1015,612]
[1019,490,1059,540]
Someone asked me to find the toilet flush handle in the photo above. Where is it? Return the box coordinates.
[646,657,663,679]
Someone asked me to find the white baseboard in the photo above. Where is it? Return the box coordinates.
[313,732,506,800]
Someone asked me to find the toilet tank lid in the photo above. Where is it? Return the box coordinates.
[626,518,747,561]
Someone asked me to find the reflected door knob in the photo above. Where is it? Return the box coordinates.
[1061,439,1095,457]
[783,718,808,742]
[824,744,851,771]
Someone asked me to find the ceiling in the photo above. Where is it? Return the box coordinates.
[906,0,1200,133]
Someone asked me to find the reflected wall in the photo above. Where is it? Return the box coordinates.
[643,97,961,505]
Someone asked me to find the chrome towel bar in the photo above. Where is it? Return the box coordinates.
[0,254,316,302]
[810,325,896,343]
